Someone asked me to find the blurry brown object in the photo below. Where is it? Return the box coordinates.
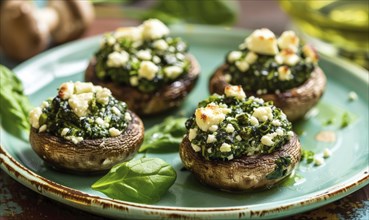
[0,0,94,61]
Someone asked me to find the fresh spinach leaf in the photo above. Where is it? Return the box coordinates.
[266,156,291,180]
[301,149,315,164]
[91,158,176,204]
[139,117,187,153]
[0,65,32,141]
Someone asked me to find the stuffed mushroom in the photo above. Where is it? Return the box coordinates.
[180,85,301,191]
[85,19,200,115]
[209,28,326,121]
[29,81,144,173]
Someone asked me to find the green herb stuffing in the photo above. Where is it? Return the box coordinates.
[95,34,190,93]
[0,65,32,141]
[266,156,292,180]
[186,94,293,161]
[301,148,315,164]
[340,112,351,128]
[227,49,316,92]
[139,117,187,153]
[91,158,176,204]
[38,93,128,140]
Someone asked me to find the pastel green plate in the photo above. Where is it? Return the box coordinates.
[1,25,368,219]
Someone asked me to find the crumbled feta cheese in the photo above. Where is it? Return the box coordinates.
[130,76,139,86]
[235,60,249,72]
[188,128,197,141]
[224,74,232,82]
[111,106,121,116]
[208,125,218,132]
[275,127,284,136]
[68,93,94,117]
[245,28,279,55]
[109,127,122,137]
[227,154,234,160]
[61,128,70,136]
[136,49,152,60]
[195,103,231,131]
[225,124,235,133]
[96,88,112,105]
[252,106,273,122]
[138,61,158,80]
[164,66,183,79]
[277,30,299,52]
[348,91,358,101]
[278,66,293,81]
[65,136,84,144]
[114,27,143,42]
[41,101,49,108]
[275,49,300,66]
[153,39,168,50]
[113,44,120,51]
[227,51,242,63]
[249,116,259,126]
[74,82,94,94]
[29,107,42,129]
[142,19,169,40]
[106,35,116,46]
[207,148,212,153]
[207,134,217,143]
[302,44,318,63]
[314,156,324,166]
[124,112,132,121]
[272,120,281,126]
[287,131,294,137]
[220,143,232,152]
[245,52,258,64]
[261,133,277,146]
[39,124,47,133]
[95,117,105,127]
[236,135,242,141]
[153,56,161,64]
[224,85,246,100]
[191,143,201,152]
[58,82,74,100]
[176,53,185,60]
[323,148,332,158]
[107,51,129,67]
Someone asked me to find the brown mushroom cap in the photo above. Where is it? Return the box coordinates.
[49,0,94,43]
[85,54,201,115]
[209,65,326,121]
[179,133,301,191]
[29,110,144,174]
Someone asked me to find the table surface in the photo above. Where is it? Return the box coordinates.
[1,1,368,219]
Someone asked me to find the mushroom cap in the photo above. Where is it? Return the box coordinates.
[85,54,201,115]
[209,65,326,121]
[48,0,94,43]
[29,110,144,174]
[179,133,301,191]
[0,1,49,60]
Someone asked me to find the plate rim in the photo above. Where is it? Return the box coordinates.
[2,24,369,219]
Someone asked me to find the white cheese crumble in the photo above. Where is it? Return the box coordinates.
[206,134,217,143]
[224,85,246,100]
[96,87,112,105]
[114,27,143,43]
[61,128,70,136]
[245,28,279,55]
[58,82,74,100]
[278,66,293,81]
[275,49,300,66]
[249,116,259,126]
[252,106,273,122]
[188,128,197,141]
[106,51,129,67]
[208,125,218,132]
[152,56,161,64]
[142,19,170,40]
[29,107,42,129]
[195,103,231,131]
[314,156,324,166]
[224,74,232,82]
[138,61,158,80]
[164,66,183,79]
[323,148,332,158]
[287,131,294,138]
[235,60,249,72]
[191,143,201,152]
[236,135,242,141]
[302,44,318,63]
[125,112,132,121]
[130,76,139,86]
[109,127,122,137]
[245,52,258,64]
[41,101,49,108]
[68,93,94,117]
[111,106,121,116]
[261,133,277,146]
[348,91,358,101]
[39,124,47,133]
[277,30,299,52]
[153,39,168,50]
[225,124,235,133]
[227,155,234,160]
[136,49,152,60]
[74,82,95,94]
[220,143,232,152]
[227,51,242,63]
[272,120,282,126]
[275,127,284,136]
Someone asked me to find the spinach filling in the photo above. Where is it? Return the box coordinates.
[185,94,293,161]
[226,48,316,92]
[95,35,190,93]
[39,95,128,140]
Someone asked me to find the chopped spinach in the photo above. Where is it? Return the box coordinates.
[266,156,292,180]
[340,112,351,128]
[301,149,315,164]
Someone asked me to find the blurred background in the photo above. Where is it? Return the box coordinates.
[1,0,368,69]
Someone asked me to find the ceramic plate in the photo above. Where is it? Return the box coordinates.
[1,25,368,219]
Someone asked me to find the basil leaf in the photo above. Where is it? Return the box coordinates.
[91,158,176,204]
[139,117,187,153]
[0,65,32,141]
